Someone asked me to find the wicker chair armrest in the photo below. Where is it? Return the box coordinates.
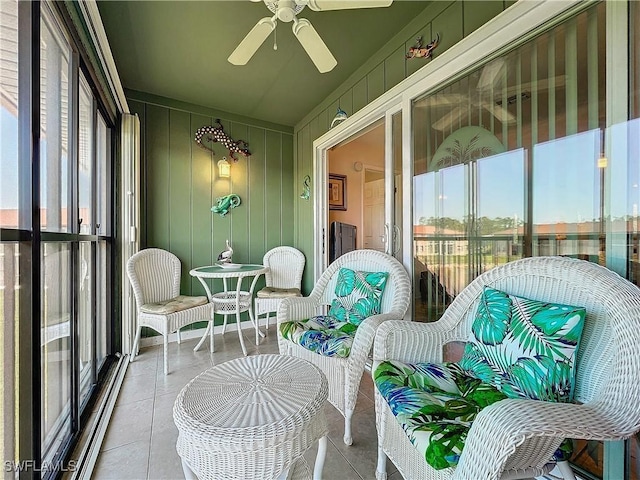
[373,320,459,364]
[276,296,322,324]
[454,399,624,480]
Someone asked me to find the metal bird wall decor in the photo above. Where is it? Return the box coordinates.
[406,33,440,59]
[194,119,251,161]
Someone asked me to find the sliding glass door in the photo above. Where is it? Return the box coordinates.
[1,1,115,476]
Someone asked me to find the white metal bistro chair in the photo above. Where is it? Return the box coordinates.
[277,249,411,446]
[373,256,640,480]
[127,248,212,375]
[255,246,305,330]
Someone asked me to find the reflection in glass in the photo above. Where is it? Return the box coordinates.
[40,13,71,233]
[96,114,110,236]
[477,149,525,271]
[0,0,21,229]
[79,75,93,235]
[41,243,71,465]
[96,242,108,368]
[411,2,605,338]
[0,243,19,475]
[532,130,602,262]
[78,242,93,408]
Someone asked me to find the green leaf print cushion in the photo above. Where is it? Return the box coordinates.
[459,287,586,402]
[328,268,389,326]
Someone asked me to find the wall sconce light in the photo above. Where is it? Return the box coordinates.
[218,156,231,178]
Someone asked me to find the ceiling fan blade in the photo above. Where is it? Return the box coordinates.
[432,106,466,132]
[481,101,517,125]
[292,18,337,73]
[477,58,507,91]
[306,0,392,11]
[228,17,276,65]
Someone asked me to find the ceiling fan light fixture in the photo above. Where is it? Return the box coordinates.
[292,18,337,73]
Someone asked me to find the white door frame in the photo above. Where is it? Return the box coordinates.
[312,0,580,282]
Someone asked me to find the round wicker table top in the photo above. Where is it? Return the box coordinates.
[174,354,329,479]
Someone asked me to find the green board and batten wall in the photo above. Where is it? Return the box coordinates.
[292,0,512,293]
[129,1,512,318]
[127,91,294,329]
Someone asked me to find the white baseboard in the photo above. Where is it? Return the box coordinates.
[138,316,277,348]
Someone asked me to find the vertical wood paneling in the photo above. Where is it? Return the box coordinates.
[463,0,503,36]
[339,91,353,119]
[265,130,283,250]
[367,63,385,103]
[352,77,368,113]
[548,36,556,140]
[168,110,193,292]
[299,124,313,293]
[281,133,294,246]
[229,122,249,265]
[249,126,266,264]
[432,2,463,56]
[134,96,294,324]
[190,114,213,297]
[587,9,599,129]
[565,19,578,135]
[145,105,170,250]
[385,45,406,91]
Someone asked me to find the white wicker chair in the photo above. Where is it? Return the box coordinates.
[127,248,212,375]
[373,256,640,480]
[255,246,305,330]
[277,249,411,445]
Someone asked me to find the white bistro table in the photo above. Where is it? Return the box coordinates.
[189,263,268,356]
[174,354,329,480]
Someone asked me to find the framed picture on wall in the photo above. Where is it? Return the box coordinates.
[328,173,347,211]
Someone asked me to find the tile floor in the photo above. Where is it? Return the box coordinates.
[92,327,401,480]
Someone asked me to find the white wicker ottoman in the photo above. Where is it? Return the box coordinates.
[173,354,329,480]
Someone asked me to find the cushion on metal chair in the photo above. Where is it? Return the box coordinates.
[140,295,208,315]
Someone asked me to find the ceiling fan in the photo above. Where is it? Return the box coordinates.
[228,0,393,73]
[418,58,567,131]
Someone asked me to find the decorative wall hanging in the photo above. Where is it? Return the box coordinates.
[330,107,348,128]
[300,175,311,200]
[211,194,241,217]
[328,173,347,211]
[194,119,251,161]
[406,33,439,59]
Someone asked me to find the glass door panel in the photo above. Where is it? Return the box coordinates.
[391,111,403,260]
[532,130,602,262]
[78,242,93,408]
[326,119,386,262]
[78,75,94,235]
[40,13,71,233]
[476,149,525,273]
[41,243,71,465]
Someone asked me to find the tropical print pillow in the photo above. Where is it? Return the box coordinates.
[279,315,357,358]
[373,360,508,470]
[459,287,586,402]
[373,359,575,470]
[327,268,389,326]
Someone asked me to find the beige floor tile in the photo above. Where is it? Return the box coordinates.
[93,440,150,480]
[95,331,402,480]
